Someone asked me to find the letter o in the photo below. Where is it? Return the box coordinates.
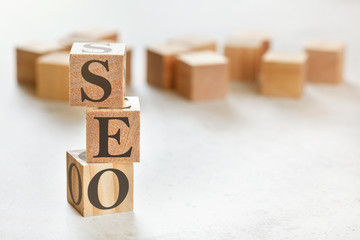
[68,163,82,205]
[88,168,129,210]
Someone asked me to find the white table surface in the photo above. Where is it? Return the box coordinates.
[1,0,360,239]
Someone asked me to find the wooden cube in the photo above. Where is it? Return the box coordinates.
[67,149,133,217]
[260,52,308,98]
[69,42,126,107]
[61,28,119,51]
[86,96,140,163]
[126,47,132,84]
[224,38,263,81]
[233,31,271,55]
[305,41,345,83]
[16,42,65,85]
[168,35,217,51]
[146,43,190,89]
[175,51,228,101]
[35,51,69,101]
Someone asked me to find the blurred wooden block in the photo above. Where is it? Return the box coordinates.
[260,52,307,98]
[67,149,133,217]
[175,51,228,101]
[35,51,69,101]
[233,31,271,55]
[69,42,126,107]
[305,41,345,83]
[126,47,132,84]
[86,97,140,163]
[224,38,262,81]
[61,28,119,51]
[168,35,217,51]
[16,42,65,85]
[146,43,190,89]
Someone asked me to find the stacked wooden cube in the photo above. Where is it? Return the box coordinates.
[66,42,140,217]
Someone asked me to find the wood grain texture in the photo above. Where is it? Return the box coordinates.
[35,51,69,100]
[305,41,345,83]
[86,96,140,163]
[260,52,307,98]
[168,35,217,51]
[69,42,126,107]
[225,32,271,81]
[175,51,228,101]
[224,38,262,82]
[66,149,133,217]
[146,43,190,89]
[16,42,65,85]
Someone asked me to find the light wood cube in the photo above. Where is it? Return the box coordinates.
[126,47,132,84]
[233,31,271,55]
[67,149,133,217]
[35,51,69,101]
[175,51,228,101]
[69,42,126,108]
[146,43,190,89]
[16,42,65,85]
[305,41,345,83]
[86,96,140,163]
[168,35,217,51]
[224,38,262,81]
[260,52,308,98]
[61,28,119,51]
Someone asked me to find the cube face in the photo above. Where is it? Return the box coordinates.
[36,51,69,101]
[67,149,133,217]
[86,97,140,163]
[146,50,172,89]
[306,49,344,83]
[126,48,132,84]
[17,50,38,85]
[192,65,228,100]
[146,43,190,89]
[175,51,228,101]
[260,52,307,98]
[224,44,262,81]
[69,42,126,107]
[16,42,65,84]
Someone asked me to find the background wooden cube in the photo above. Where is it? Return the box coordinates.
[16,42,65,85]
[86,96,140,163]
[305,41,345,83]
[126,47,132,84]
[69,42,126,107]
[35,51,69,101]
[260,52,308,98]
[168,34,217,51]
[233,31,271,56]
[175,51,228,101]
[224,38,262,82]
[67,149,133,217]
[146,43,190,89]
[61,28,119,51]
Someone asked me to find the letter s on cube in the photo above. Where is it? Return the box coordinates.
[69,42,126,108]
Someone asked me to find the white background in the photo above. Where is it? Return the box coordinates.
[1,0,360,239]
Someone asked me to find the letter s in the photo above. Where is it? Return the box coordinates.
[81,60,111,102]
